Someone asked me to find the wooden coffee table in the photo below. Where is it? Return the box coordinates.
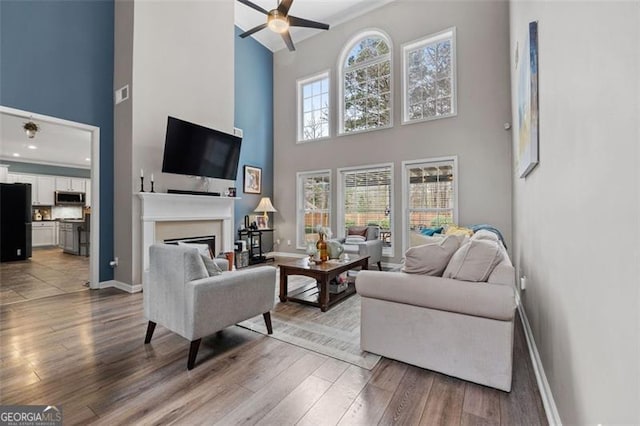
[279,255,369,312]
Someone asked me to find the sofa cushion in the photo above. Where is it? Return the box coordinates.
[471,229,499,242]
[356,270,516,321]
[402,235,461,276]
[201,254,223,276]
[348,226,368,238]
[443,240,503,282]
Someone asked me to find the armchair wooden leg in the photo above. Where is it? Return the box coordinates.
[144,321,156,344]
[187,339,202,370]
[377,262,383,271]
[263,312,273,335]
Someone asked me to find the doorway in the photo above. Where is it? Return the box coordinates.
[0,106,100,291]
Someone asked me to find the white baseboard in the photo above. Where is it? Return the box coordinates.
[516,292,562,426]
[99,280,142,293]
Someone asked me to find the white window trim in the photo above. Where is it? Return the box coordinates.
[337,162,395,257]
[401,27,458,125]
[296,169,332,250]
[401,156,458,253]
[337,28,394,137]
[297,70,332,143]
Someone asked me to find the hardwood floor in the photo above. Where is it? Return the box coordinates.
[0,288,547,425]
[0,247,89,305]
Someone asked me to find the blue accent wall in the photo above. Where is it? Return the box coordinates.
[1,0,114,281]
[234,27,274,247]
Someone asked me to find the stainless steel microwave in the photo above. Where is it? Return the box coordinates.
[55,191,85,206]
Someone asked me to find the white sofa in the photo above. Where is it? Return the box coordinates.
[356,239,517,391]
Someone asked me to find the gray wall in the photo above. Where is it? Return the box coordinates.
[509,1,639,423]
[273,1,513,263]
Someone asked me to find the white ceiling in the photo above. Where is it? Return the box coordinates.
[235,0,394,52]
[0,113,92,169]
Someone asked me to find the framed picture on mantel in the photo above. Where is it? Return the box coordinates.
[243,165,262,194]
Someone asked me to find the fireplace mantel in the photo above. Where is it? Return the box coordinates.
[137,192,237,273]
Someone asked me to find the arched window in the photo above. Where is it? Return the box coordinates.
[339,30,392,134]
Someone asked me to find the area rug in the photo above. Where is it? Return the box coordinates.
[237,274,381,370]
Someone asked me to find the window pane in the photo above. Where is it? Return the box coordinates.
[300,76,330,141]
[342,167,392,245]
[299,173,331,247]
[404,31,454,122]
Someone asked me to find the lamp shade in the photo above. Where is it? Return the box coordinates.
[254,197,277,213]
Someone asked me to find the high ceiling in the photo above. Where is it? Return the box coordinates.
[0,112,91,169]
[234,0,394,52]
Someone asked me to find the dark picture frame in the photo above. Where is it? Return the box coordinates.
[243,165,262,194]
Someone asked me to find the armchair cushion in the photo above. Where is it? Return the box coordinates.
[348,226,369,238]
[344,235,366,245]
[201,254,223,276]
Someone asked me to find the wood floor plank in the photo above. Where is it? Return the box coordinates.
[337,383,395,425]
[378,365,434,425]
[419,374,466,426]
[297,364,374,426]
[214,352,326,425]
[369,358,409,392]
[462,382,501,424]
[256,375,332,425]
[312,356,350,383]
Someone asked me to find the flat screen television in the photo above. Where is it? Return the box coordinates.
[161,116,242,180]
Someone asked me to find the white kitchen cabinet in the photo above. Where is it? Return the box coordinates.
[35,176,55,205]
[32,222,57,247]
[59,222,81,254]
[10,173,36,202]
[56,177,85,192]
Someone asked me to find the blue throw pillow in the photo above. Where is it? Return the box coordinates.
[420,227,443,236]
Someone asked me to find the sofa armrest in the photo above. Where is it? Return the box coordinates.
[184,266,276,339]
[356,270,515,321]
[214,258,229,271]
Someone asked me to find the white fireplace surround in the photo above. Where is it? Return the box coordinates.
[138,192,236,277]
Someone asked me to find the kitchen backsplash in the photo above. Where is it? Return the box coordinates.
[52,206,83,219]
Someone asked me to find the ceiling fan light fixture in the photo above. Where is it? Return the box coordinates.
[267,10,289,33]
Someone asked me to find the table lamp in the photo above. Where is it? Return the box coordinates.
[254,197,277,229]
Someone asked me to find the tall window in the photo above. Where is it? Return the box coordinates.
[338,164,393,255]
[297,170,331,248]
[339,30,392,134]
[297,72,330,142]
[403,157,457,250]
[402,28,456,124]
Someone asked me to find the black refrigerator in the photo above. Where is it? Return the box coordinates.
[1,183,32,262]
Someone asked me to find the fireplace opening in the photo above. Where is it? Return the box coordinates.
[163,235,216,258]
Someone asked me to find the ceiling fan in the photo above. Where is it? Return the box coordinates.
[237,0,330,51]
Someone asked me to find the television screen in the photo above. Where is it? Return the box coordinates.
[161,116,242,180]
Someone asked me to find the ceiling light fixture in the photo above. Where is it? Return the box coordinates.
[85,158,91,162]
[27,145,37,150]
[267,10,289,33]
[12,153,20,157]
[23,119,39,139]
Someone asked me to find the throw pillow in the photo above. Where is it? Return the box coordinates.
[200,254,223,276]
[348,226,368,238]
[444,224,474,237]
[409,232,445,248]
[443,239,503,282]
[402,235,461,276]
[471,229,499,242]
[344,235,366,245]
[178,241,213,258]
[420,227,443,236]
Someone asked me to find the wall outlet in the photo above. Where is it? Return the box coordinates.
[17,248,21,256]
[276,239,280,245]
[520,276,527,290]
[287,240,291,246]
[110,257,119,267]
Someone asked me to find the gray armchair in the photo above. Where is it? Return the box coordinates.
[144,244,276,370]
[340,225,383,271]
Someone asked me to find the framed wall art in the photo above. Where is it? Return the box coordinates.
[243,165,262,194]
[517,21,539,178]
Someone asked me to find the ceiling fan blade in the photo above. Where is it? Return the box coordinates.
[288,15,330,31]
[281,30,295,51]
[237,0,269,15]
[277,0,293,16]
[239,23,268,38]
